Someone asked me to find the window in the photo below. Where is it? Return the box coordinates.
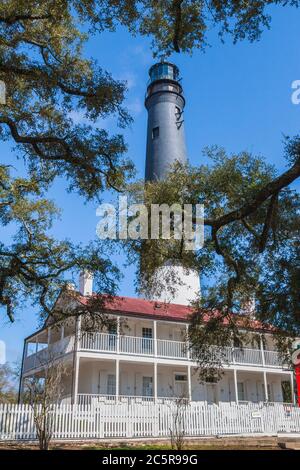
[205,376,218,384]
[152,126,159,139]
[108,325,117,334]
[107,374,116,396]
[150,64,175,82]
[237,382,245,401]
[142,376,153,397]
[174,374,187,382]
[142,328,153,338]
[142,327,153,353]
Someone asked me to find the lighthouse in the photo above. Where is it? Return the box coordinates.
[145,62,187,181]
[144,62,200,305]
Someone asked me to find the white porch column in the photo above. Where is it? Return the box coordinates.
[24,341,28,360]
[290,372,295,404]
[116,359,120,400]
[34,336,38,368]
[260,334,265,366]
[73,355,80,404]
[153,320,157,356]
[77,315,82,348]
[234,369,238,404]
[186,324,190,360]
[187,365,192,401]
[72,315,81,404]
[116,316,120,353]
[153,362,157,402]
[18,341,28,404]
[263,371,268,402]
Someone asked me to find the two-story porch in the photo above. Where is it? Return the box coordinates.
[74,357,292,406]
[20,297,295,406]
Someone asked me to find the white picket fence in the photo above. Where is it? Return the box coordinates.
[1,402,300,441]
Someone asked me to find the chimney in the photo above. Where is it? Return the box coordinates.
[241,295,256,318]
[79,271,93,296]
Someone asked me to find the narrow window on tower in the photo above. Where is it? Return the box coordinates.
[152,126,159,139]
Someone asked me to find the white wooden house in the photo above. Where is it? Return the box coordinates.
[19,279,295,407]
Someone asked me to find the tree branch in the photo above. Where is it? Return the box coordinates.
[206,155,300,229]
[241,218,260,242]
[172,0,184,53]
[258,191,279,253]
[0,117,124,192]
[0,62,110,102]
[0,15,51,25]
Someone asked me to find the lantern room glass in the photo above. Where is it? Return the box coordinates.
[149,63,179,83]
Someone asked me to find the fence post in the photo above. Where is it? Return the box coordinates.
[127,403,133,438]
[153,402,159,437]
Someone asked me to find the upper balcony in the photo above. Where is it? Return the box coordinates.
[23,330,288,374]
[23,335,75,372]
[79,332,286,368]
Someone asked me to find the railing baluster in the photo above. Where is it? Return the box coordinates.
[24,330,285,370]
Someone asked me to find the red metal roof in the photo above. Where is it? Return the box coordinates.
[77,293,273,331]
[78,294,194,322]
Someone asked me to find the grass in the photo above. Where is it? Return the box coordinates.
[82,443,280,451]
[84,444,172,450]
[0,439,283,451]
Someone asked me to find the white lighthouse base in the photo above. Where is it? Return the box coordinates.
[145,263,200,306]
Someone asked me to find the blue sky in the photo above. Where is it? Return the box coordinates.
[1,5,300,365]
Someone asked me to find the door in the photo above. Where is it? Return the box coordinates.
[108,325,117,350]
[268,383,274,402]
[237,382,245,402]
[107,374,116,396]
[142,376,153,397]
[174,374,188,398]
[206,384,218,404]
[142,327,153,354]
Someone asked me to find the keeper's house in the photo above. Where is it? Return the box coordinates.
[19,275,296,407]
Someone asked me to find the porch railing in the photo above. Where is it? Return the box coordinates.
[120,335,154,355]
[23,336,75,373]
[232,347,264,365]
[157,338,187,359]
[80,332,285,367]
[76,393,294,407]
[77,393,185,406]
[264,350,284,367]
[24,332,286,370]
